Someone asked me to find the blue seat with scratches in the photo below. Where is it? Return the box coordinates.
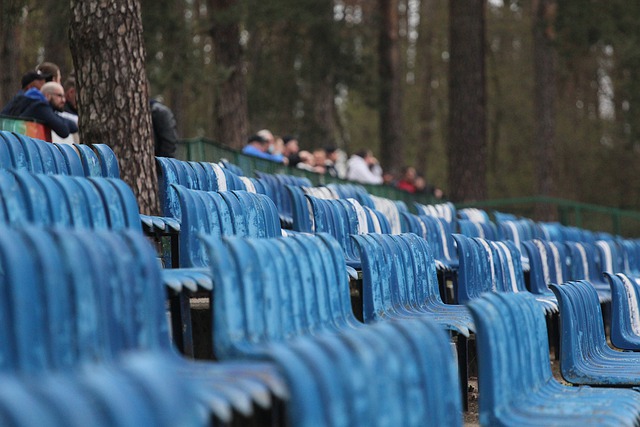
[550,280,640,386]
[468,291,640,426]
[454,234,558,313]
[203,232,462,427]
[0,130,118,178]
[606,272,640,351]
[0,225,287,425]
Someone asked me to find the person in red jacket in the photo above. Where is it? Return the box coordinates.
[396,166,417,193]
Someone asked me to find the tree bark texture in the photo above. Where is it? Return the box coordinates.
[69,0,159,215]
[311,73,340,149]
[533,0,558,220]
[43,0,73,75]
[416,0,436,174]
[378,0,405,172]
[448,0,487,202]
[209,0,248,150]
[0,0,23,106]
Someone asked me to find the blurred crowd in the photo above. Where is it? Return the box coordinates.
[243,130,444,199]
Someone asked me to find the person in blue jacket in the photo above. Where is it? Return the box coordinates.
[0,70,49,115]
[242,134,286,163]
[1,81,78,138]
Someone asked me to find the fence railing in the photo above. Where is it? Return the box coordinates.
[179,137,640,237]
[178,137,442,205]
[457,197,640,237]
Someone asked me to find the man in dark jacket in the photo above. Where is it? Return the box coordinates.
[150,98,178,157]
[1,82,77,138]
[0,70,49,116]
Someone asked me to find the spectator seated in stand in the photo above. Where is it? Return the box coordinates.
[242,133,286,164]
[282,135,301,166]
[396,166,417,193]
[1,82,78,139]
[324,145,345,178]
[1,71,50,116]
[346,149,383,184]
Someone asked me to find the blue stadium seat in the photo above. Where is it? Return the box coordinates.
[0,130,118,178]
[156,156,259,219]
[523,239,569,295]
[306,196,376,269]
[606,272,640,351]
[565,241,612,302]
[353,232,475,409]
[454,234,558,313]
[458,218,499,240]
[550,280,640,386]
[457,207,490,223]
[468,291,640,426]
[171,184,282,276]
[255,171,311,228]
[0,354,203,427]
[353,232,474,335]
[327,183,375,208]
[414,201,456,228]
[418,214,459,272]
[203,232,462,427]
[0,226,287,425]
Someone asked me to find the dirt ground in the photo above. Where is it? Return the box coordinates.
[463,357,564,426]
[463,377,480,426]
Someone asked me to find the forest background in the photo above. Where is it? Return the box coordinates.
[1,0,640,221]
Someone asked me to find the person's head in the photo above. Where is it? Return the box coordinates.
[400,166,417,182]
[282,136,300,156]
[312,148,327,166]
[41,82,66,111]
[272,137,285,155]
[298,150,315,166]
[383,170,396,185]
[355,149,377,166]
[324,146,338,162]
[36,62,61,83]
[247,134,269,152]
[64,76,77,109]
[257,129,276,152]
[21,71,48,90]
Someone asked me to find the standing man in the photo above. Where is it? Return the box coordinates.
[150,98,179,157]
[63,76,78,117]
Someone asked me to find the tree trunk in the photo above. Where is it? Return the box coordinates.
[69,0,159,215]
[43,0,73,76]
[416,0,436,175]
[378,0,404,172]
[312,73,339,149]
[532,0,557,220]
[448,0,487,202]
[0,1,23,106]
[209,0,248,149]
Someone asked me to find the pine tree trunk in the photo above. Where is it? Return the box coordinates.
[69,0,159,215]
[43,0,73,75]
[379,0,404,172]
[0,1,23,106]
[533,0,558,220]
[209,0,248,149]
[312,74,339,149]
[448,0,487,202]
[416,0,436,174]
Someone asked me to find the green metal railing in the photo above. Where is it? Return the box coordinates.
[457,197,640,237]
[178,137,441,205]
[179,138,640,237]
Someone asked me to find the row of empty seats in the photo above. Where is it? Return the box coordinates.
[5,130,640,425]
